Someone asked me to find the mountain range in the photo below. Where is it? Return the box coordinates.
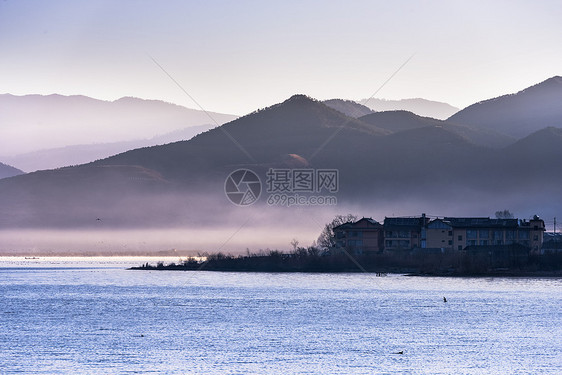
[358,98,459,120]
[323,99,374,118]
[448,76,562,138]
[0,76,561,230]
[0,162,23,179]
[0,94,237,170]
[3,124,215,172]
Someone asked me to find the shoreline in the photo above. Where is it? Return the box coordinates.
[129,264,562,278]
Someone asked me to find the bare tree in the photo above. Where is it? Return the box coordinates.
[290,238,299,251]
[495,210,514,219]
[317,214,357,249]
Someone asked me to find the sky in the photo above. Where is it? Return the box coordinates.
[1,0,561,115]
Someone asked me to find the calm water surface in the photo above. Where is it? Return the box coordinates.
[0,257,560,374]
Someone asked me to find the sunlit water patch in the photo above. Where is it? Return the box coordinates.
[0,258,560,374]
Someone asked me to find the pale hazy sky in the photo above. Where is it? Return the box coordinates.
[1,0,561,115]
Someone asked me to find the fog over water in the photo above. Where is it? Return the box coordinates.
[0,227,317,255]
[0,193,555,255]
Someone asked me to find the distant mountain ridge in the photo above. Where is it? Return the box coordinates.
[323,99,374,118]
[1,77,562,228]
[0,162,23,179]
[358,110,515,148]
[448,76,562,138]
[4,124,215,172]
[0,94,238,156]
[2,88,562,228]
[359,97,459,120]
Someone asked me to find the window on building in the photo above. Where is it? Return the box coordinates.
[448,231,453,236]
[518,231,529,240]
[493,230,503,241]
[480,240,488,246]
[479,230,489,239]
[533,235,538,241]
[506,230,516,240]
[467,240,477,246]
[398,240,410,248]
[466,230,477,239]
[448,240,453,245]
[458,235,463,241]
[398,231,410,238]
[495,240,503,245]
[458,245,462,250]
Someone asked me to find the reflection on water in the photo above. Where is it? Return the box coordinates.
[0,256,196,269]
[0,257,560,374]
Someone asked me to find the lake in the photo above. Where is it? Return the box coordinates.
[0,257,560,374]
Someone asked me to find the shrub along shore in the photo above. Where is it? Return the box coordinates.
[130,247,562,276]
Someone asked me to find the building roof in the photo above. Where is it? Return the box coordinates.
[427,218,453,229]
[384,216,427,230]
[333,217,382,231]
[444,217,519,229]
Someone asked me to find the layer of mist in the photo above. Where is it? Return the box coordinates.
[0,94,237,157]
[1,78,561,255]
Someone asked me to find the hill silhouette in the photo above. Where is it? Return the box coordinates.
[0,162,23,179]
[1,86,562,228]
[0,94,237,157]
[323,99,374,118]
[4,124,215,172]
[501,127,562,181]
[359,110,441,132]
[92,95,389,179]
[359,98,459,120]
[448,76,562,138]
[359,110,514,147]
